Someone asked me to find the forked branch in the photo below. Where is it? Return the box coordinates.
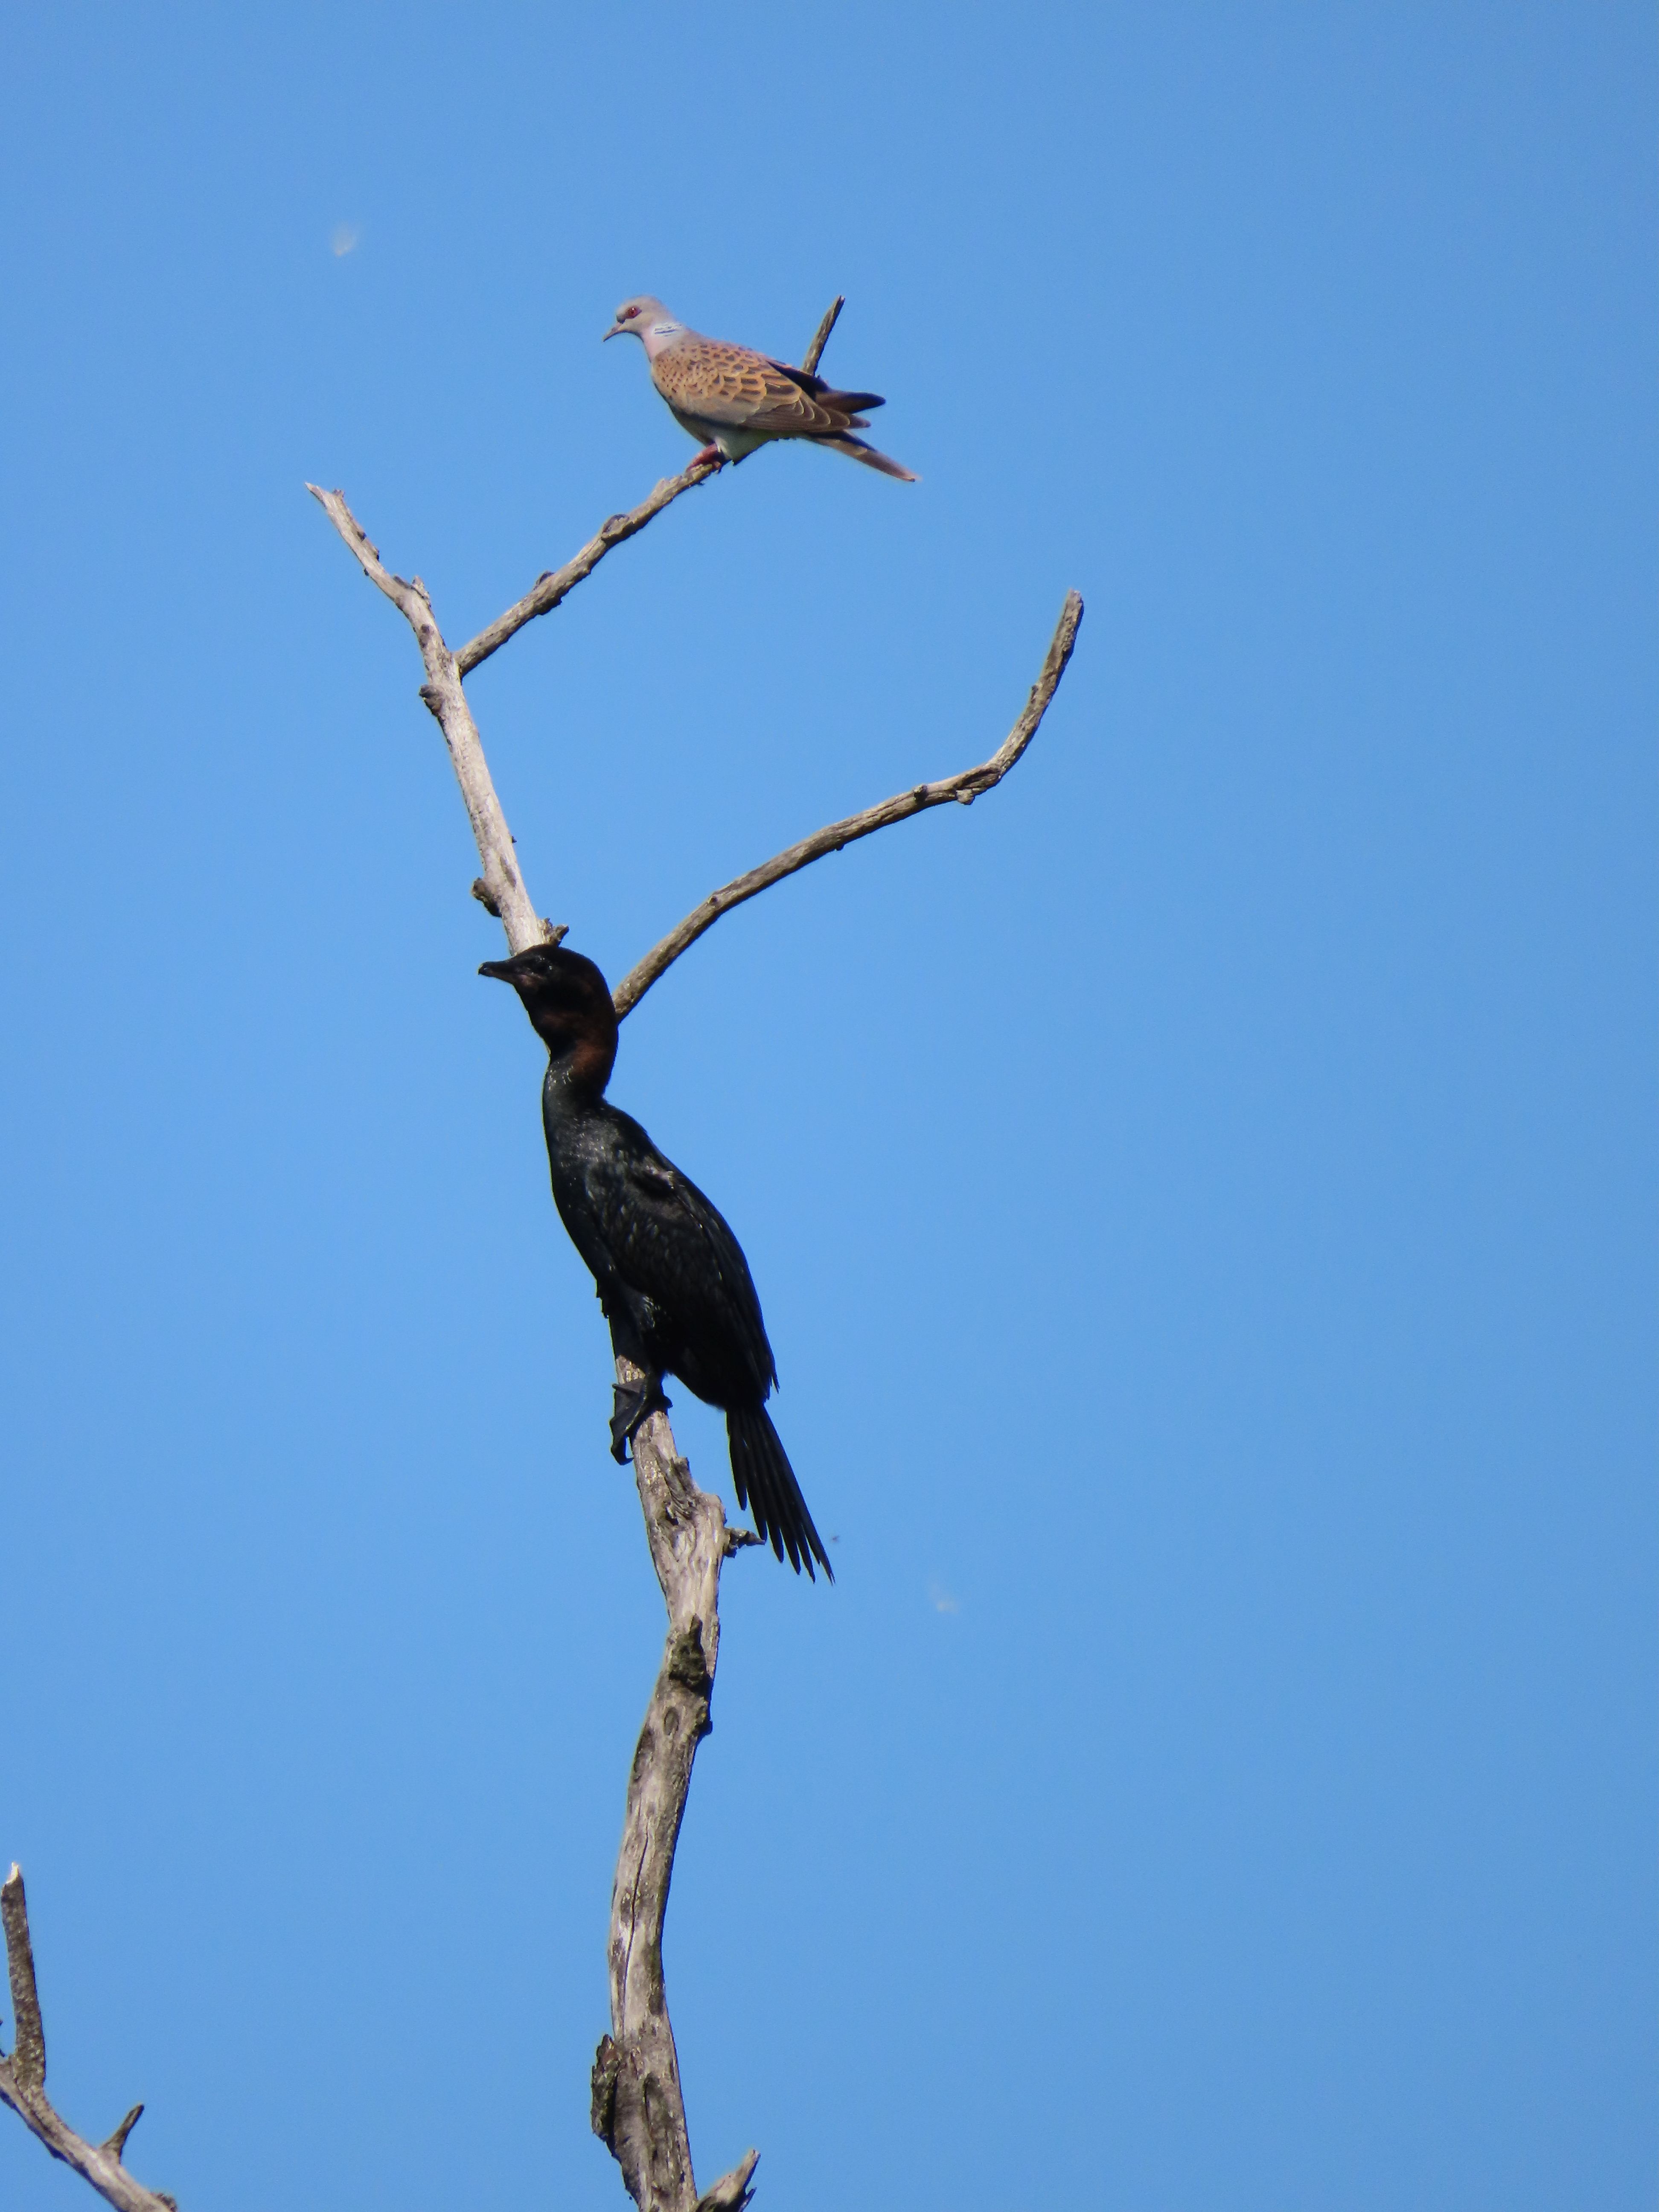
[306,472,1083,1020]
[0,1866,175,2212]
[308,478,760,2211]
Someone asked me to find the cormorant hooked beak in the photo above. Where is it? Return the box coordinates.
[478,958,516,982]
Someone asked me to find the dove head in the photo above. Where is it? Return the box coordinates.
[480,943,618,1095]
[603,296,687,358]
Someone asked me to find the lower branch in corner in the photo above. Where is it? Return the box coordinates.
[0,1867,176,2212]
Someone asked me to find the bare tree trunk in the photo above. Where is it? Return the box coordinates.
[590,1368,761,2212]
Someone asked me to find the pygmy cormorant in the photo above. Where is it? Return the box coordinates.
[480,942,832,1581]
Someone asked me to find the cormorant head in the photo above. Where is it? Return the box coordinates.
[479,943,618,1094]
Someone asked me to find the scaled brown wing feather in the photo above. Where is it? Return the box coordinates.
[653,337,871,434]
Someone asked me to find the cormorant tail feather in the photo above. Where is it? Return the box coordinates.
[726,1404,832,1583]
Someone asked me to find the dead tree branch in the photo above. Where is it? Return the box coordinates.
[303,485,555,954]
[456,449,726,677]
[452,294,850,678]
[801,295,844,376]
[612,589,1084,1018]
[0,1867,175,2212]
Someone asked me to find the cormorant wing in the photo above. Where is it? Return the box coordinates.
[585,1112,777,1397]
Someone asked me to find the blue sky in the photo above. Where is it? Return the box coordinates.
[2,5,1652,2208]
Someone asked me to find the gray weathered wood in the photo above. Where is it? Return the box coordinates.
[303,485,554,956]
[801,295,844,377]
[456,450,726,677]
[0,1868,176,2212]
[589,1362,759,2212]
[300,518,768,2209]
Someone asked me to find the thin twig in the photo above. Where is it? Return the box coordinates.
[612,589,1084,1018]
[801,296,844,378]
[304,484,553,954]
[454,295,847,678]
[696,2147,761,2212]
[0,1868,176,2212]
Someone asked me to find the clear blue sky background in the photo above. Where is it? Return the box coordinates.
[2,6,1652,2208]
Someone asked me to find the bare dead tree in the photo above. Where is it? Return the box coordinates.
[3,300,1080,2212]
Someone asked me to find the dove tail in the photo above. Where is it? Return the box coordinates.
[727,1403,833,1583]
[776,364,886,413]
[817,434,918,483]
[819,387,885,414]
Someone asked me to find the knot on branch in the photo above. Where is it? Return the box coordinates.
[418,681,444,719]
[470,877,502,918]
[666,1621,713,1698]
[590,2034,622,2151]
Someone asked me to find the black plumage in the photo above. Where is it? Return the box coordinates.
[480,943,832,1581]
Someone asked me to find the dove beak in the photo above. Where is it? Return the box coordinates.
[602,322,623,342]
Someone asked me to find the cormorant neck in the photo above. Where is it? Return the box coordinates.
[543,1036,613,1108]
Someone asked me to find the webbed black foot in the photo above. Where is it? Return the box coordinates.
[609,1377,672,1464]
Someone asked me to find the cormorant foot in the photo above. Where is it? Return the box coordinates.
[609,1378,672,1464]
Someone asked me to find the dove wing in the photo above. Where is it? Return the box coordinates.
[652,336,861,434]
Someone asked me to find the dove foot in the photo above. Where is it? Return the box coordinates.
[693,442,722,466]
[609,1377,672,1464]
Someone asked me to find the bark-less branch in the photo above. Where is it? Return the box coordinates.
[6,299,1081,2212]
[613,590,1083,1016]
[0,1867,175,2212]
